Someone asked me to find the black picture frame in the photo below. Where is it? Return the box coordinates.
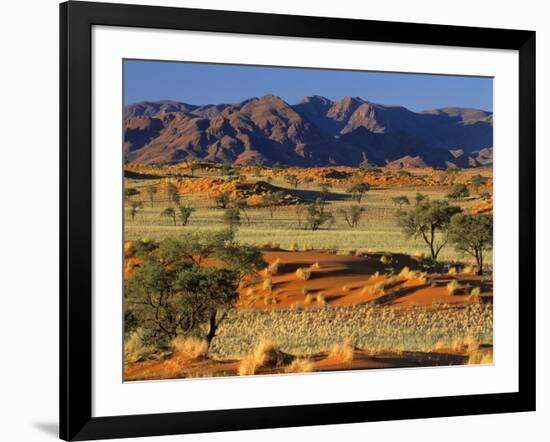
[60,1,536,440]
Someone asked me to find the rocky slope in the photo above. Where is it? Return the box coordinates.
[124,95,493,168]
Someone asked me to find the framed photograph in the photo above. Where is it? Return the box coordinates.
[60,1,536,440]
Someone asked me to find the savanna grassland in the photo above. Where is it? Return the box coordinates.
[123,163,494,381]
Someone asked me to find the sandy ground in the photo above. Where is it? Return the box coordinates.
[124,346,493,381]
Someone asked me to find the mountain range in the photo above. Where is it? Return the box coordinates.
[124,95,493,168]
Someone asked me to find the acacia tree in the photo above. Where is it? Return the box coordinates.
[305,199,334,231]
[448,214,493,275]
[284,174,300,189]
[295,203,306,227]
[146,185,158,208]
[130,201,143,221]
[471,174,488,195]
[166,183,180,205]
[480,191,492,200]
[397,196,462,260]
[347,182,370,203]
[233,198,251,225]
[214,191,230,209]
[177,205,195,226]
[125,231,264,348]
[124,188,140,202]
[338,205,365,228]
[392,195,410,211]
[161,207,176,226]
[415,193,427,204]
[263,191,284,218]
[223,208,241,231]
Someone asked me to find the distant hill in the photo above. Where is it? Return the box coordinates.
[124,95,493,168]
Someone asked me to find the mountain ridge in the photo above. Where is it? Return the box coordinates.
[124,95,493,168]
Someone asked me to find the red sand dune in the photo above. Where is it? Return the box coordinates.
[239,250,492,309]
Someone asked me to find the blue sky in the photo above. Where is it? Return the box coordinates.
[124,59,493,112]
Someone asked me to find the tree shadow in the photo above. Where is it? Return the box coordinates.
[285,188,349,203]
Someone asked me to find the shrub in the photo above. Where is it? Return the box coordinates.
[447,183,470,200]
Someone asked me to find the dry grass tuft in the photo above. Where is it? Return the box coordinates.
[399,266,412,277]
[469,287,481,300]
[342,285,350,292]
[238,339,279,376]
[446,279,458,295]
[452,335,479,353]
[316,292,326,305]
[263,277,272,293]
[309,262,320,270]
[253,339,277,364]
[170,336,208,359]
[447,267,457,275]
[285,358,314,373]
[416,272,427,284]
[467,348,493,365]
[462,265,475,275]
[296,267,311,281]
[329,339,355,362]
[268,259,281,275]
[400,266,425,281]
[238,354,258,376]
